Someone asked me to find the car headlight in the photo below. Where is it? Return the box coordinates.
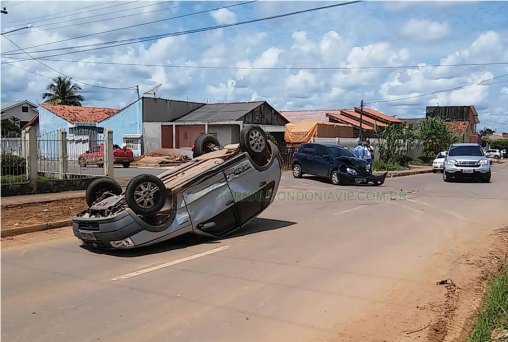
[110,238,134,248]
[479,159,489,165]
[446,159,457,165]
[346,167,357,175]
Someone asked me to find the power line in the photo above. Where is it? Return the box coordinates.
[1,1,135,29]
[1,35,136,90]
[365,73,508,105]
[5,1,183,37]
[2,1,255,55]
[4,57,507,71]
[1,1,362,60]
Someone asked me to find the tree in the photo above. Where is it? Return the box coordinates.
[418,116,457,156]
[42,76,84,106]
[1,117,21,137]
[375,122,415,165]
[479,127,495,137]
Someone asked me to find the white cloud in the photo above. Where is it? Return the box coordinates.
[210,8,237,25]
[401,19,450,41]
[285,70,323,98]
[502,87,508,96]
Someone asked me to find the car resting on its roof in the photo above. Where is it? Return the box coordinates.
[73,125,282,249]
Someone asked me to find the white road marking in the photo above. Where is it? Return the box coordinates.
[333,205,367,215]
[111,246,229,281]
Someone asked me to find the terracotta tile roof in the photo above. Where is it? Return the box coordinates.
[41,104,118,124]
[280,109,337,123]
[354,107,402,124]
[326,112,374,131]
[339,109,388,128]
[446,121,470,134]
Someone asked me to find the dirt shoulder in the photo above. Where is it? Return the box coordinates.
[337,225,508,342]
[1,198,87,230]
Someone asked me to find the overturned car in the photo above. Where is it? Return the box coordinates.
[73,125,281,249]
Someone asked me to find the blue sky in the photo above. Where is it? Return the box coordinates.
[1,1,508,132]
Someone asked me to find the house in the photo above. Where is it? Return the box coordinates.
[1,100,38,128]
[426,106,480,143]
[38,104,124,155]
[166,101,288,149]
[107,97,288,153]
[326,107,402,138]
[446,121,474,143]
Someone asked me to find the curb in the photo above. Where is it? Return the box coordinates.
[1,220,72,238]
[387,169,434,178]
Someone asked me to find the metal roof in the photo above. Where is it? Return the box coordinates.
[1,100,38,112]
[175,101,265,123]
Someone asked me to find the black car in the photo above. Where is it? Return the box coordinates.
[291,143,387,185]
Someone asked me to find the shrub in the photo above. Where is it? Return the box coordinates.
[1,153,26,176]
[490,139,508,150]
[373,159,406,171]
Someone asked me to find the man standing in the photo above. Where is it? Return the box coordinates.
[364,140,373,172]
[353,140,365,159]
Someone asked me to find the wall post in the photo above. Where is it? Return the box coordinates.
[26,126,38,192]
[58,129,68,179]
[103,129,114,178]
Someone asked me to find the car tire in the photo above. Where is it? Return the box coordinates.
[481,172,491,183]
[331,170,341,185]
[292,164,302,178]
[86,178,123,207]
[443,171,451,182]
[194,134,220,158]
[78,157,86,167]
[125,174,167,216]
[240,124,268,159]
[122,162,130,168]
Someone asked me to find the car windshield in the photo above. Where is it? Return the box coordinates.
[329,147,356,158]
[436,152,446,158]
[448,146,484,156]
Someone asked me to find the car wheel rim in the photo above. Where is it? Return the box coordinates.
[293,165,301,177]
[248,130,265,153]
[133,181,159,208]
[332,172,339,184]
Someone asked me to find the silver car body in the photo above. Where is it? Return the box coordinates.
[443,143,491,180]
[73,142,281,249]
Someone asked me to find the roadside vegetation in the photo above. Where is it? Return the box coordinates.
[372,117,459,170]
[468,262,508,342]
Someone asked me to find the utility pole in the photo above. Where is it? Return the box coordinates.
[135,85,140,99]
[359,100,364,142]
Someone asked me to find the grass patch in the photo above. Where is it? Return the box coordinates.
[468,262,508,342]
[1,175,60,184]
[373,160,407,171]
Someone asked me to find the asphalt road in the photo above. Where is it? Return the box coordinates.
[2,164,508,342]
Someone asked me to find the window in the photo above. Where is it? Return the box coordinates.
[330,147,356,158]
[22,106,29,112]
[315,145,329,157]
[448,146,483,156]
[123,137,141,151]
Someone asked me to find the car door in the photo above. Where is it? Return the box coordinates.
[313,145,331,177]
[224,157,275,227]
[299,144,315,174]
[183,172,238,237]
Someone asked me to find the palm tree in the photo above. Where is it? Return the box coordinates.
[42,76,84,106]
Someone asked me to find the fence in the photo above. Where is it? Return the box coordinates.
[1,132,29,184]
[1,127,114,188]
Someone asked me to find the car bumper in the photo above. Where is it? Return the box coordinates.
[72,208,192,249]
[114,158,134,164]
[340,171,388,185]
[445,165,491,176]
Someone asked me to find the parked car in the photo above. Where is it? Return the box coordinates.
[78,144,134,168]
[432,151,447,172]
[72,125,281,249]
[291,143,387,185]
[443,143,491,183]
[485,149,501,159]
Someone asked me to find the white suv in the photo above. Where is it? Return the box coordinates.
[443,143,491,183]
